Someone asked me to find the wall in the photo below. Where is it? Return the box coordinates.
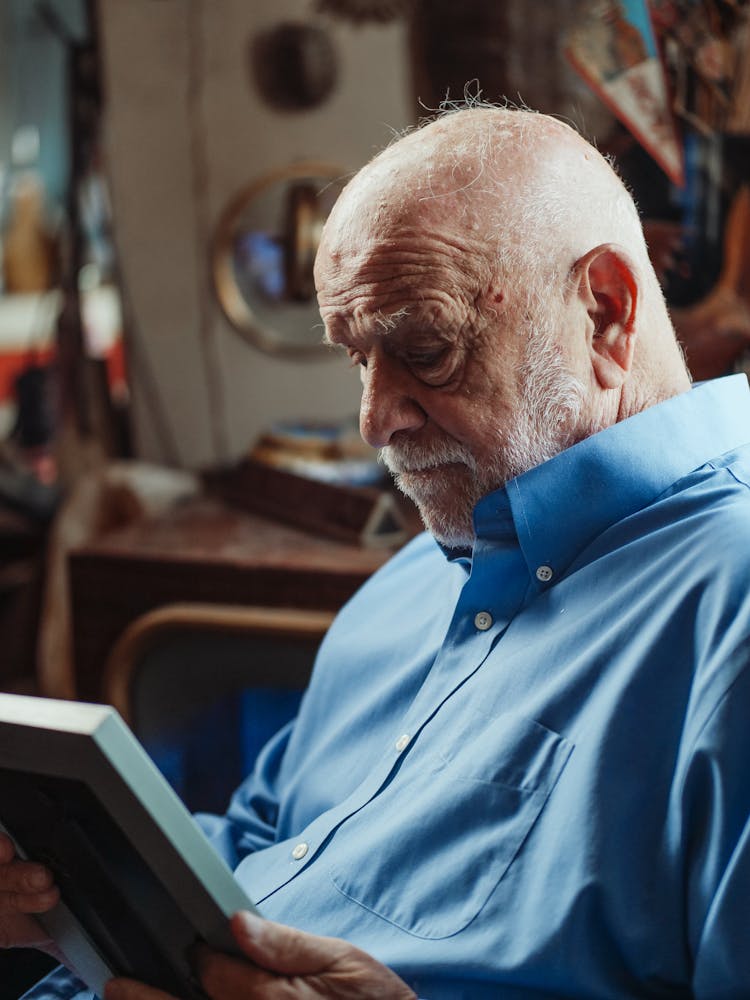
[97,0,413,468]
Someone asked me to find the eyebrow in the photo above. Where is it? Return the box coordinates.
[319,301,456,351]
[373,306,411,332]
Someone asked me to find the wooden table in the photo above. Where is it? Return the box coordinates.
[69,497,403,701]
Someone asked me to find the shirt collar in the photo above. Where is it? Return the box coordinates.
[459,374,750,580]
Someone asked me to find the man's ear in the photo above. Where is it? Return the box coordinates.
[572,244,638,389]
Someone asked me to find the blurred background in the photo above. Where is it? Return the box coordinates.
[2,0,750,990]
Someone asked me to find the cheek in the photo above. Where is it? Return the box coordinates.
[458,373,519,431]
[436,402,501,456]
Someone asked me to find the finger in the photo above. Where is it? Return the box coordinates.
[0,833,16,863]
[230,911,350,974]
[0,858,55,896]
[0,913,56,950]
[0,859,59,914]
[104,978,178,1000]
[197,915,417,1000]
[196,950,288,1000]
[195,912,343,997]
[0,886,60,914]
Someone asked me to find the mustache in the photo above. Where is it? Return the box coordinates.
[380,438,477,473]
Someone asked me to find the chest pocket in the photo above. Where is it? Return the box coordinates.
[328,711,573,939]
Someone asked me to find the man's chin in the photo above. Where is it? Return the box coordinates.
[421,514,476,550]
[395,488,476,550]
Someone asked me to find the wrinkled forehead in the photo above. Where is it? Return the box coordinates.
[315,180,493,313]
[318,145,499,282]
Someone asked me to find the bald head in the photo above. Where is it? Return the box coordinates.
[324,110,641,281]
[317,106,689,407]
[314,107,691,546]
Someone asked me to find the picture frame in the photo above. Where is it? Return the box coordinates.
[0,693,258,999]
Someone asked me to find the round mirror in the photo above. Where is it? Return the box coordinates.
[211,162,348,357]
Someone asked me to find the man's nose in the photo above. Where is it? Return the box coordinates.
[359,357,427,448]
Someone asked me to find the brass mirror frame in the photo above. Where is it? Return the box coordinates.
[211,161,348,358]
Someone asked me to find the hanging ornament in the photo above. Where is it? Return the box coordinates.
[565,0,685,187]
[251,22,338,111]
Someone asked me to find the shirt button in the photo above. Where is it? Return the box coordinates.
[474,611,493,630]
[291,842,309,860]
[536,565,554,582]
[395,734,410,752]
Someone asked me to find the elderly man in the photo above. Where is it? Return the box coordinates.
[6,106,750,999]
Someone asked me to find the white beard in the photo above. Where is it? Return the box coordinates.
[381,329,594,549]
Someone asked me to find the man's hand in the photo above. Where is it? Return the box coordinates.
[0,831,61,956]
[104,911,417,1000]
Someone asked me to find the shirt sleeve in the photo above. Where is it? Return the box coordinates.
[193,719,295,870]
[19,964,94,1000]
[686,666,750,996]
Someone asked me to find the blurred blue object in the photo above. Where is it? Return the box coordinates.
[103,603,333,814]
[143,688,303,814]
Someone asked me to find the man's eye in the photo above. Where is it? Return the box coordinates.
[407,349,453,382]
[408,350,443,368]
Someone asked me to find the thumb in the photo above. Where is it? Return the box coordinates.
[228,910,348,975]
[0,913,59,955]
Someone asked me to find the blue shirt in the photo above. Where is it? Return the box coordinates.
[24,375,750,999]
